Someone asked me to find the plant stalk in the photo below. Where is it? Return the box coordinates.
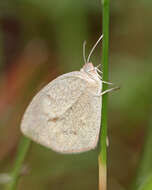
[132,118,152,190]
[6,136,31,190]
[98,0,110,190]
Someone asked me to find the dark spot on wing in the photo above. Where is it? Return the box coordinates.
[48,117,59,122]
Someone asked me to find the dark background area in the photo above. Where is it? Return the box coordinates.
[0,0,152,189]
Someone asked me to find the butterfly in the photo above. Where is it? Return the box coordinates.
[21,35,117,154]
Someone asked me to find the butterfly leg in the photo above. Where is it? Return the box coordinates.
[86,70,114,85]
[95,86,120,97]
[102,80,113,85]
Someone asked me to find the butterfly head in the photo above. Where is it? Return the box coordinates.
[80,62,102,82]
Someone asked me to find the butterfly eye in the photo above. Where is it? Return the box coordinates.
[82,66,93,74]
[87,68,95,72]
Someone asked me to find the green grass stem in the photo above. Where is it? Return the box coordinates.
[98,0,110,189]
[6,137,31,190]
[132,118,152,190]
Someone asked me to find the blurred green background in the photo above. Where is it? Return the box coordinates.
[0,0,152,190]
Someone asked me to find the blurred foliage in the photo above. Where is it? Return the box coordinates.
[0,0,152,190]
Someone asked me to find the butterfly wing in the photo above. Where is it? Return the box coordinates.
[21,72,101,153]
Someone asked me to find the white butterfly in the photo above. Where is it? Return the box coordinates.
[21,35,117,154]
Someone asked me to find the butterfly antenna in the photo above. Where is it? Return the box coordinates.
[87,34,103,63]
[83,41,87,64]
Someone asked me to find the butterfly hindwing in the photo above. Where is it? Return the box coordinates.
[21,71,101,153]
